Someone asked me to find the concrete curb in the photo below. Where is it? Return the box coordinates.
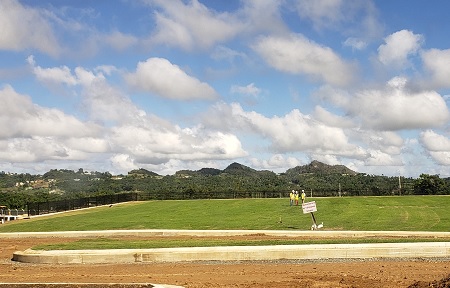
[12,242,450,264]
[7,230,450,264]
[2,229,450,238]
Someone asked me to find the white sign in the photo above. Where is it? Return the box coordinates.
[302,201,317,214]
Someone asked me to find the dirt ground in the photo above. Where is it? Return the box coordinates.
[1,236,449,288]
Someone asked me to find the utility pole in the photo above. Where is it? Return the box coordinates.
[338,183,341,197]
[398,175,402,196]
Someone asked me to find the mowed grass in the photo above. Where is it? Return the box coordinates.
[1,196,449,232]
[33,236,450,251]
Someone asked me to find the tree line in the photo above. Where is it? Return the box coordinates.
[1,162,449,209]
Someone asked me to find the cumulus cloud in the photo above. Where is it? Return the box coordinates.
[0,0,60,56]
[354,130,404,155]
[0,85,101,139]
[203,102,366,159]
[377,30,423,67]
[420,130,450,165]
[365,149,403,166]
[238,0,287,35]
[110,124,247,165]
[295,0,383,43]
[322,77,449,130]
[249,154,301,171]
[148,0,242,50]
[27,55,77,86]
[421,130,450,151]
[0,85,107,164]
[421,48,450,89]
[0,138,69,163]
[355,77,448,130]
[312,106,354,128]
[20,58,247,173]
[126,57,219,101]
[252,33,357,86]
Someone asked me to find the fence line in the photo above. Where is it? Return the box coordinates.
[26,192,138,216]
[23,186,415,216]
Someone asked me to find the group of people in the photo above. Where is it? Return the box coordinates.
[290,189,306,206]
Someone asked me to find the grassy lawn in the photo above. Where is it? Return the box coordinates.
[2,196,449,250]
[33,236,450,251]
[1,196,449,232]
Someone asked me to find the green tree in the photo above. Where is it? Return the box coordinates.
[414,174,447,195]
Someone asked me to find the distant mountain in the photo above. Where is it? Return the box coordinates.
[174,162,274,178]
[144,160,356,178]
[222,162,277,177]
[222,162,257,175]
[175,167,222,177]
[198,168,222,176]
[128,168,159,177]
[286,160,357,176]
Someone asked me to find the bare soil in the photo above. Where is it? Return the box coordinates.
[1,236,449,288]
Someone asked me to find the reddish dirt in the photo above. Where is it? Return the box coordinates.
[1,236,449,288]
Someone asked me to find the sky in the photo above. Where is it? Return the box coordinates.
[1,0,450,178]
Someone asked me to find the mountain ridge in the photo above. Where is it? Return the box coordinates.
[168,160,357,178]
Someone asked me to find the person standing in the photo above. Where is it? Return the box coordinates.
[301,190,306,203]
[289,190,295,206]
[294,190,299,206]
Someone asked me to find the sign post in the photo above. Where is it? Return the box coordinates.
[301,201,323,230]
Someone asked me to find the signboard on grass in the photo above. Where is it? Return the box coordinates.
[302,201,317,214]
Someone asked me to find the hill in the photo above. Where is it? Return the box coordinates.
[128,168,159,177]
[285,160,358,176]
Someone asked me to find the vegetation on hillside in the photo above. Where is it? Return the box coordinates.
[1,161,449,209]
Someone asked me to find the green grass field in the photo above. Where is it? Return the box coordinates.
[1,196,449,232]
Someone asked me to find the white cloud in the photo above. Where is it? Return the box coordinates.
[0,0,60,56]
[322,77,449,130]
[79,71,148,124]
[126,57,219,100]
[250,154,302,171]
[356,130,404,155]
[252,33,357,86]
[421,130,450,151]
[421,48,450,89]
[427,151,450,166]
[211,45,247,62]
[0,138,69,163]
[148,0,242,50]
[343,37,367,50]
[312,106,354,128]
[0,85,107,165]
[0,85,100,139]
[365,150,403,166]
[238,0,287,35]
[295,0,345,30]
[353,77,449,130]
[309,154,341,166]
[110,154,138,173]
[230,83,261,97]
[27,56,78,86]
[420,130,450,165]
[295,0,383,43]
[377,30,423,67]
[103,31,138,51]
[110,124,247,165]
[64,137,110,154]
[204,102,366,159]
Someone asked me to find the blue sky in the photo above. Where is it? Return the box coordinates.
[1,0,450,177]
